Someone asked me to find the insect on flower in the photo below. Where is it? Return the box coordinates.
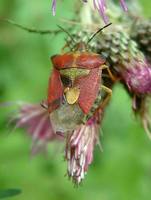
[89,29,151,139]
[44,24,114,183]
[67,27,151,140]
[47,24,113,131]
[3,20,113,184]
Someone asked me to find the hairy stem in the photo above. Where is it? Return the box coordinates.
[0,18,61,35]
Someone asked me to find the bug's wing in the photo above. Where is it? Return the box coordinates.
[47,68,63,112]
[77,68,101,114]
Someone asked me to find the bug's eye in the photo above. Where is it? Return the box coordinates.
[60,75,72,87]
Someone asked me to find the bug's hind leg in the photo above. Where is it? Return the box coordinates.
[82,85,112,124]
[98,85,112,110]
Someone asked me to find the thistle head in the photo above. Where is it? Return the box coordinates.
[13,102,63,154]
[122,59,151,95]
[65,116,101,184]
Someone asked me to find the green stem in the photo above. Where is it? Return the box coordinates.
[0,18,61,35]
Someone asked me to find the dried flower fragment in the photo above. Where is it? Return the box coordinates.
[132,95,151,139]
[52,0,57,16]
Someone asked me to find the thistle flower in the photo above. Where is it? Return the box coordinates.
[122,59,151,95]
[91,29,151,137]
[92,0,127,23]
[51,0,127,23]
[14,102,63,154]
[65,28,151,140]
[85,29,151,96]
[65,116,101,184]
[120,60,151,138]
[13,100,103,183]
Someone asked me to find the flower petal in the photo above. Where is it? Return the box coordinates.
[65,116,100,184]
[122,60,151,95]
[120,0,128,11]
[14,102,63,153]
[52,0,57,16]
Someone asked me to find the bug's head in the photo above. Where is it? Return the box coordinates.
[74,42,87,52]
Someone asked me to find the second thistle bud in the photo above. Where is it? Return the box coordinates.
[131,20,151,63]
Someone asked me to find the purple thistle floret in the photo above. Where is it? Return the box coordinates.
[65,117,100,184]
[120,0,128,11]
[51,0,127,23]
[15,103,62,154]
[52,0,57,16]
[121,59,151,139]
[93,0,108,24]
[91,0,127,23]
[122,60,151,95]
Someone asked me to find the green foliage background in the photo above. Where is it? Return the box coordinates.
[0,0,151,199]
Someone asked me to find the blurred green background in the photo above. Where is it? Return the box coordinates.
[0,0,151,199]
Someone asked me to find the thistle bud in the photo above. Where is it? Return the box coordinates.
[70,28,151,138]
[121,59,151,95]
[131,20,151,63]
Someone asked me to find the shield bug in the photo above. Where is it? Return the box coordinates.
[47,23,113,132]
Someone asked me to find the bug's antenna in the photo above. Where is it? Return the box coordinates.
[87,23,112,44]
[57,25,76,44]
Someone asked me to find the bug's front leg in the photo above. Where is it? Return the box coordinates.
[101,64,120,82]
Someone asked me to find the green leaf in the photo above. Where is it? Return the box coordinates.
[0,189,22,199]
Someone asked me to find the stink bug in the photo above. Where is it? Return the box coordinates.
[47,24,113,132]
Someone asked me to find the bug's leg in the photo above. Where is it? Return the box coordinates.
[40,101,48,110]
[82,85,112,123]
[99,85,112,110]
[101,64,119,82]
